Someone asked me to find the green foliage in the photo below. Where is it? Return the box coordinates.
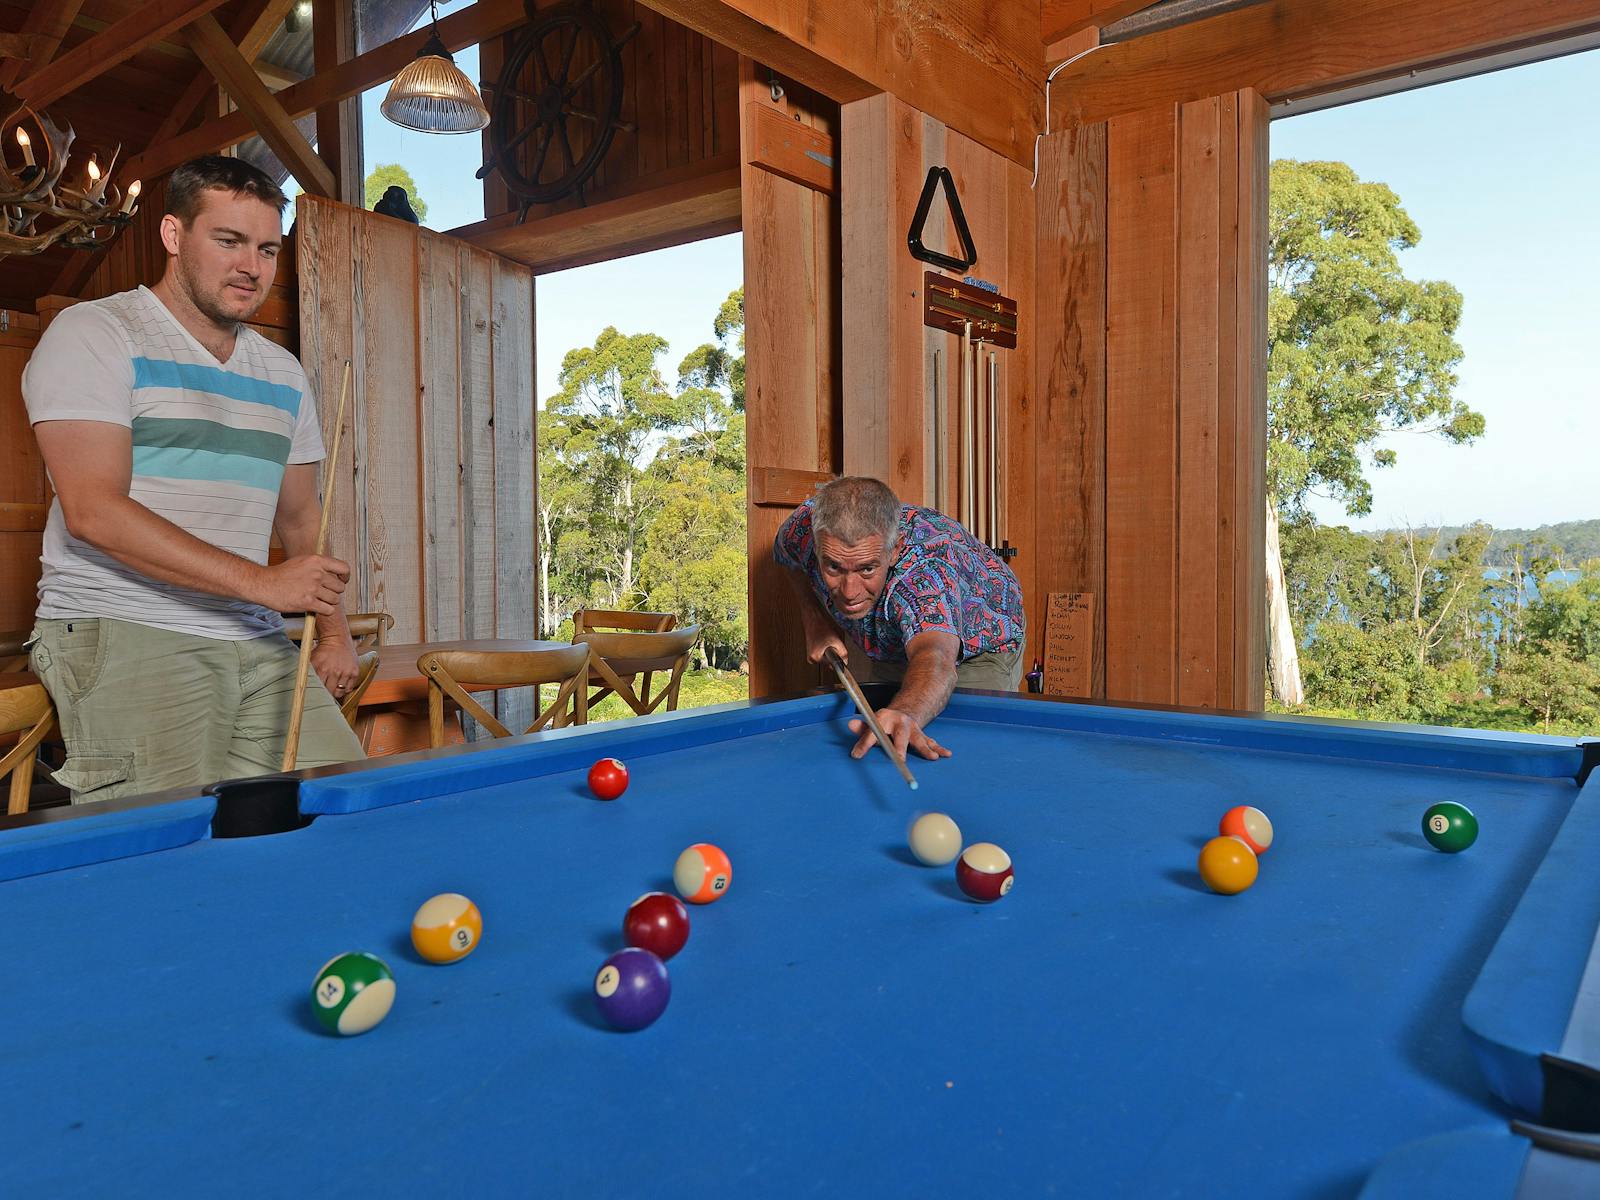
[583,669,750,724]
[1363,520,1600,569]
[538,289,749,674]
[1300,619,1446,723]
[363,163,428,221]
[1268,160,1481,517]
[1495,645,1600,733]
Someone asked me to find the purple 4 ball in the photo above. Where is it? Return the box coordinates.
[594,947,670,1031]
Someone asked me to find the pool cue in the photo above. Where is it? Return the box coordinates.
[281,360,353,772]
[822,648,918,791]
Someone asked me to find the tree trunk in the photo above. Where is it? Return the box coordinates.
[1265,502,1306,706]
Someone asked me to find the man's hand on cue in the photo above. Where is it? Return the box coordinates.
[849,708,951,762]
[257,554,350,615]
[311,633,360,698]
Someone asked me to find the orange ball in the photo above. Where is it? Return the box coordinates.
[1219,805,1273,855]
[674,843,732,904]
[1198,836,1258,895]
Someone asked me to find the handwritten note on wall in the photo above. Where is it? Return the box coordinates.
[1043,592,1095,697]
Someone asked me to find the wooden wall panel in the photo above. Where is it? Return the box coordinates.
[297,196,538,658]
[741,58,842,696]
[1033,92,1267,711]
[0,328,45,632]
[1033,124,1107,696]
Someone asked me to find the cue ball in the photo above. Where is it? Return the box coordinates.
[1198,835,1258,895]
[587,758,629,800]
[624,891,690,960]
[955,842,1014,902]
[674,843,732,904]
[411,893,483,964]
[311,951,396,1036]
[593,947,671,1031]
[1422,801,1478,853]
[908,812,963,866]
[1218,805,1273,855]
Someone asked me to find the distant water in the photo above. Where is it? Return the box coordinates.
[1484,567,1580,601]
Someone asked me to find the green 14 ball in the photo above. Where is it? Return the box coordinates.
[1422,801,1478,853]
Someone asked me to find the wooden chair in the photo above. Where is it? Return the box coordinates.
[1,681,56,815]
[418,644,591,749]
[574,626,701,718]
[282,611,395,650]
[340,650,382,728]
[1,629,31,673]
[572,609,677,635]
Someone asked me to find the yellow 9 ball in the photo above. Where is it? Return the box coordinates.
[1198,836,1258,895]
[411,893,483,963]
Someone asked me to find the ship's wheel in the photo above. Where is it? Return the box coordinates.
[476,0,639,219]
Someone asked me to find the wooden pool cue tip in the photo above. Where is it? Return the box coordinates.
[823,648,918,790]
[281,360,352,772]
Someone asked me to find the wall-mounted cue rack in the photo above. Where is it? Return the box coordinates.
[923,272,1019,560]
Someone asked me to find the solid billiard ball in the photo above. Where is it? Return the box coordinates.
[311,951,395,1036]
[1422,801,1478,853]
[674,843,732,904]
[588,758,629,800]
[1219,805,1273,855]
[624,891,690,961]
[955,842,1014,902]
[593,947,671,1031]
[411,893,483,964]
[908,812,963,866]
[1198,835,1258,895]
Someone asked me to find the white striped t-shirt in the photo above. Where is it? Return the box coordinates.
[22,286,325,639]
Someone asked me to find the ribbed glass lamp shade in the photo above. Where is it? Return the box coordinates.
[380,34,489,134]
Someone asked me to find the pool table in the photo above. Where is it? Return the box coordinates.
[2,690,1598,1197]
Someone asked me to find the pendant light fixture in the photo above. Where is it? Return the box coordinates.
[380,0,490,134]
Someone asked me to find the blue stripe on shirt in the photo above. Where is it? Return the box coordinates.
[132,445,286,492]
[132,357,302,416]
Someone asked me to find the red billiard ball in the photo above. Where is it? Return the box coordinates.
[623,892,690,961]
[587,758,628,800]
[955,843,1014,902]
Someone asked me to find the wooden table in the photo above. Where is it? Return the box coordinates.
[357,638,573,756]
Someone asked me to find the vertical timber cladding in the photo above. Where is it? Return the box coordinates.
[741,58,843,696]
[296,196,539,723]
[1034,90,1266,710]
[840,95,1038,669]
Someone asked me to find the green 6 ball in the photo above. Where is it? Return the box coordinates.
[1422,802,1478,853]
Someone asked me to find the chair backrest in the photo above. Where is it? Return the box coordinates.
[575,626,701,717]
[0,629,30,673]
[340,650,382,728]
[572,609,676,636]
[282,611,394,650]
[1,680,55,816]
[418,644,592,747]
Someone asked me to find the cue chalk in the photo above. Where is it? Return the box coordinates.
[282,360,353,772]
[823,647,918,790]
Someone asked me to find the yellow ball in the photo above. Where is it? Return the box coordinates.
[1198,836,1258,895]
[411,893,483,963]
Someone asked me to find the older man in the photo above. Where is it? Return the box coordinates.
[775,476,1025,762]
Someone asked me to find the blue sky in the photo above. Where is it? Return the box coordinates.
[358,8,1594,532]
[1272,50,1600,531]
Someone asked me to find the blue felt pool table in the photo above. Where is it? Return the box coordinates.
[2,690,1598,1197]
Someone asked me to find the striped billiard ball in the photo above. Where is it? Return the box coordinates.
[674,843,732,904]
[1218,805,1273,856]
[411,893,483,964]
[955,843,1014,902]
[311,952,395,1036]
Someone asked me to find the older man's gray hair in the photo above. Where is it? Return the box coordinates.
[812,477,902,548]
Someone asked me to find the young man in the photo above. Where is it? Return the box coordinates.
[23,155,363,803]
[775,476,1026,763]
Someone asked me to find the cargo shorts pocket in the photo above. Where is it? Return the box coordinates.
[32,619,111,703]
[52,751,134,803]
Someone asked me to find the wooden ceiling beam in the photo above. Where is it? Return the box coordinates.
[183,13,335,197]
[1049,0,1600,128]
[0,0,87,91]
[1042,0,1153,44]
[11,0,232,110]
[643,0,1044,168]
[127,0,529,183]
[152,0,300,146]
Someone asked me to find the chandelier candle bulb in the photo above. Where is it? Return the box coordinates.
[15,127,33,168]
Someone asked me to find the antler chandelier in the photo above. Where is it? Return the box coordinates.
[2,107,141,261]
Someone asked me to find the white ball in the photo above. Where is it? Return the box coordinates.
[908,812,963,866]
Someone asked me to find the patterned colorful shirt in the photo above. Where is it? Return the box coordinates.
[773,500,1025,663]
